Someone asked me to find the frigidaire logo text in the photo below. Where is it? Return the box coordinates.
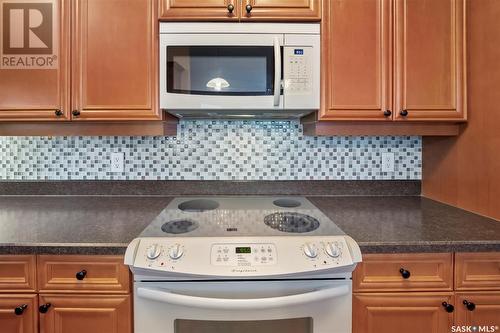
[1,0,58,69]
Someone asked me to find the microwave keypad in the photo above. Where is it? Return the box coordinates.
[284,47,313,95]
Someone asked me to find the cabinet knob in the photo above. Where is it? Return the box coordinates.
[227,3,234,13]
[463,300,476,311]
[55,109,63,117]
[39,303,51,314]
[399,268,411,279]
[442,302,454,313]
[72,110,81,117]
[14,304,28,316]
[383,110,392,117]
[400,109,409,117]
[246,4,253,13]
[76,269,87,281]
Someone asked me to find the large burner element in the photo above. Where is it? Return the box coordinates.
[273,199,301,208]
[178,199,219,212]
[161,219,199,234]
[264,212,320,233]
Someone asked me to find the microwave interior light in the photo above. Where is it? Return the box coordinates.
[206,77,230,91]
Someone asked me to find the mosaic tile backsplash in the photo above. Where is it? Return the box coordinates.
[0,120,422,180]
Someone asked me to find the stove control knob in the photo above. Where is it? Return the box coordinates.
[325,243,341,258]
[303,243,318,258]
[146,244,162,260]
[169,244,184,260]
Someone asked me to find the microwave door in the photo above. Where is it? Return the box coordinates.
[160,34,284,111]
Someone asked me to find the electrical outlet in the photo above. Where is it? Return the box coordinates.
[111,152,124,173]
[381,152,395,172]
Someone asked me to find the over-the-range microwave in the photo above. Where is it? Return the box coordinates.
[159,23,320,119]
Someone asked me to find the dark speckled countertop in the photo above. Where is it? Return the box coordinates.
[0,195,499,255]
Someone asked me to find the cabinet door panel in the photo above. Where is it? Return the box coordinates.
[455,293,500,330]
[394,0,466,121]
[0,294,37,333]
[353,293,454,333]
[320,0,392,120]
[241,0,320,21]
[39,295,131,333]
[0,0,70,121]
[72,0,160,120]
[160,0,239,21]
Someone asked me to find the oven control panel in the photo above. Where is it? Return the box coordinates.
[210,244,277,266]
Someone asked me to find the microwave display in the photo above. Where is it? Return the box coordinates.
[167,46,278,96]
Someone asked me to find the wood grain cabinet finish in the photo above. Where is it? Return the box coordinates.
[0,256,37,293]
[353,293,455,333]
[0,0,70,121]
[320,0,392,121]
[37,256,130,294]
[394,0,466,121]
[455,253,500,291]
[71,0,160,120]
[159,0,239,21]
[240,0,320,21]
[353,253,453,292]
[455,292,500,329]
[0,294,38,333]
[38,294,131,333]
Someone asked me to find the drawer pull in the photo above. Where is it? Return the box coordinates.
[442,302,454,313]
[14,304,28,316]
[463,300,476,311]
[39,303,51,314]
[399,268,411,279]
[76,269,87,280]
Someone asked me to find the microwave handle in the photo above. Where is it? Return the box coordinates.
[136,284,349,311]
[273,37,281,107]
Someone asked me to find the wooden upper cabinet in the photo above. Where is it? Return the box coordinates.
[240,0,321,21]
[71,0,160,121]
[0,294,38,333]
[320,0,392,121]
[394,0,466,121]
[0,0,70,121]
[159,0,239,21]
[353,293,455,333]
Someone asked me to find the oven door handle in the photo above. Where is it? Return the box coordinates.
[273,37,281,107]
[136,284,349,310]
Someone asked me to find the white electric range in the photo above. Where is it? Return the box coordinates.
[125,196,362,333]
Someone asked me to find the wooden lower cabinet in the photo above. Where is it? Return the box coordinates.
[38,294,131,333]
[353,293,454,333]
[455,292,500,330]
[0,294,38,333]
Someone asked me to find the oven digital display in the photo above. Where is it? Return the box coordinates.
[235,247,251,254]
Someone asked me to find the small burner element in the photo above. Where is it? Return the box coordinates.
[264,212,320,233]
[273,199,301,208]
[178,199,219,212]
[161,219,199,234]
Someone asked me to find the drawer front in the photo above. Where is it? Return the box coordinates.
[455,253,500,291]
[353,253,453,292]
[0,255,37,292]
[37,256,130,293]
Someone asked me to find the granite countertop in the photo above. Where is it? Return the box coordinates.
[0,195,499,255]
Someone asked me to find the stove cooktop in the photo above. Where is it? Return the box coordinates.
[139,196,346,238]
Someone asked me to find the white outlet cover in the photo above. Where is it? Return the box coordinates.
[381,152,395,172]
[111,152,125,173]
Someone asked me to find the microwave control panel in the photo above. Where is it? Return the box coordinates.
[283,47,313,95]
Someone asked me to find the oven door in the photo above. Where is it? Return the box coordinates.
[134,279,352,333]
[160,34,283,111]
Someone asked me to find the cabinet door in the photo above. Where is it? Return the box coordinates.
[0,294,38,333]
[353,293,454,333]
[72,0,160,120]
[0,0,70,121]
[39,294,131,333]
[241,0,320,21]
[159,0,239,21]
[320,0,392,121]
[455,293,500,330]
[394,0,466,121]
